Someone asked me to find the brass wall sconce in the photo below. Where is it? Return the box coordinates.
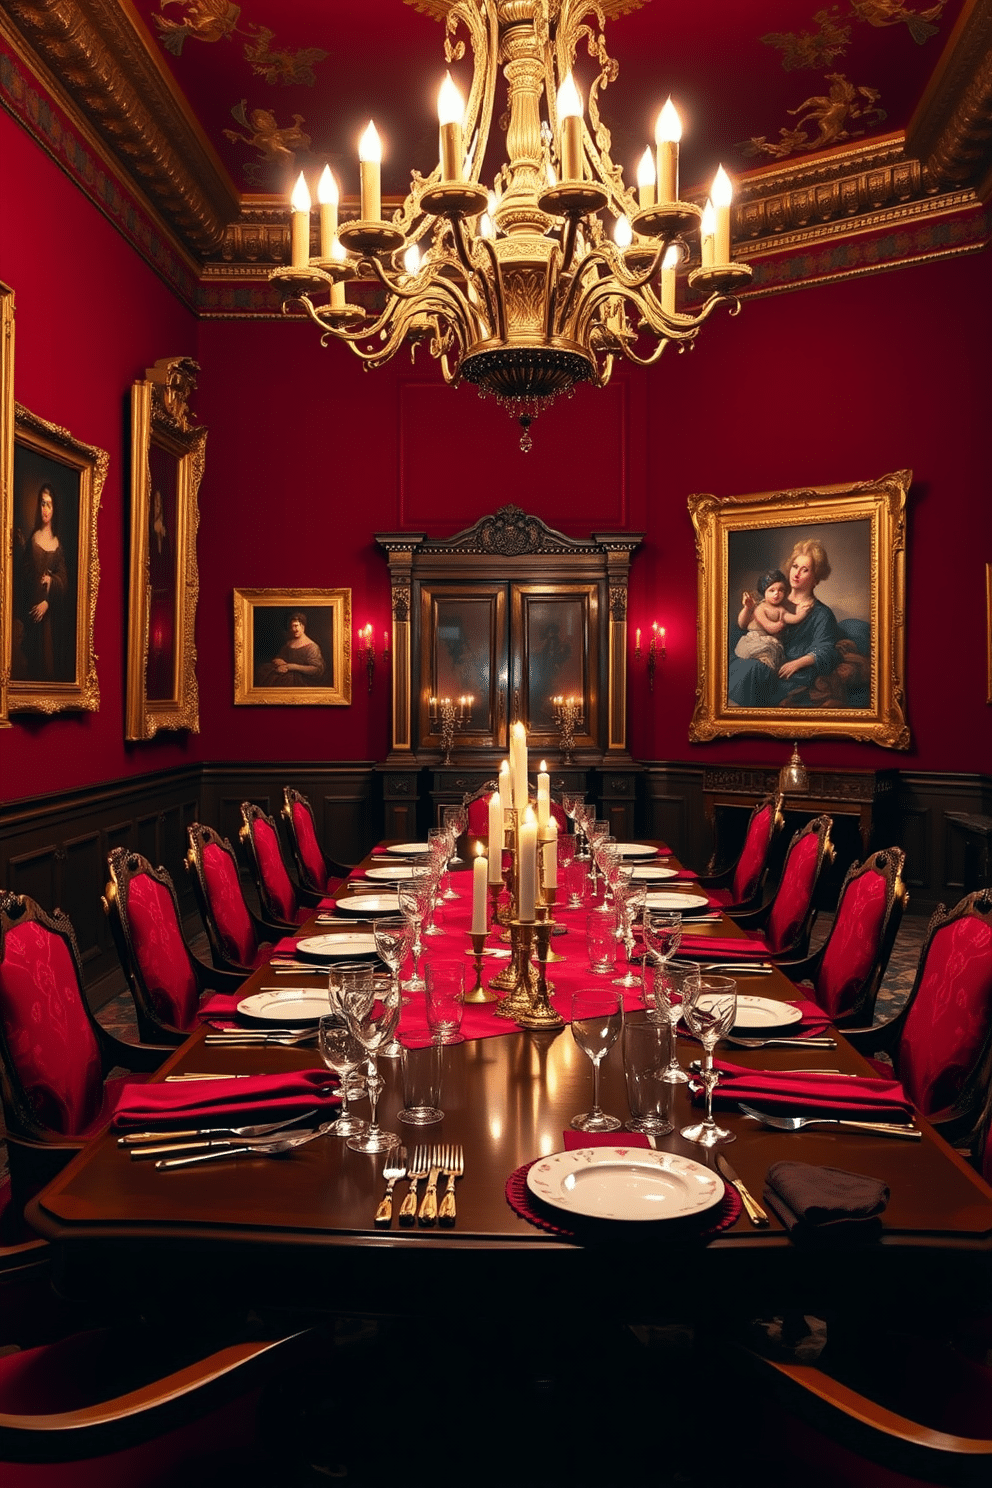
[779,742,810,795]
[358,623,376,692]
[430,693,474,764]
[634,622,666,693]
[551,695,583,764]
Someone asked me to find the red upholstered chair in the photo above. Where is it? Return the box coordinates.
[730,815,835,961]
[778,848,908,1027]
[0,1324,318,1486]
[103,848,246,1044]
[0,893,167,1201]
[240,802,316,929]
[281,787,350,898]
[846,890,992,1145]
[698,792,784,913]
[185,824,276,975]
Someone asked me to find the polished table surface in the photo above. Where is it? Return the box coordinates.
[27,845,992,1320]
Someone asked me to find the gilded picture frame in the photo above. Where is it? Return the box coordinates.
[688,471,910,749]
[0,282,14,729]
[233,588,352,706]
[9,403,106,713]
[126,357,206,740]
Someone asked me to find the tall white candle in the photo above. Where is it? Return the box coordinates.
[661,242,679,316]
[317,165,338,259]
[700,198,716,267]
[487,792,503,883]
[557,73,583,181]
[359,121,382,222]
[542,817,558,889]
[438,72,465,182]
[655,98,681,204]
[511,722,528,811]
[472,843,488,933]
[290,172,311,268]
[711,165,732,264]
[518,807,538,922]
[498,760,512,810]
[636,147,655,210]
[536,760,550,832]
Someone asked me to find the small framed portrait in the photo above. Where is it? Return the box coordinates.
[126,357,206,740]
[233,588,352,706]
[688,471,910,749]
[8,402,107,714]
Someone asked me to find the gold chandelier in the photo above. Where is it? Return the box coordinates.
[270,0,751,450]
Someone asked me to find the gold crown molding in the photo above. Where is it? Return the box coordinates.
[733,186,979,262]
[908,0,992,191]
[921,37,992,198]
[404,0,647,19]
[2,0,239,256]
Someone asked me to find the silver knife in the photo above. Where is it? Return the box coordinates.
[715,1153,769,1227]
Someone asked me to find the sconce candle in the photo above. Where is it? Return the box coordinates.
[359,120,382,222]
[472,843,488,933]
[487,792,503,882]
[290,172,311,269]
[317,165,338,259]
[655,97,681,203]
[437,72,465,182]
[711,165,733,264]
[557,72,583,182]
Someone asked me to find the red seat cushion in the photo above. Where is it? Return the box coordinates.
[897,915,992,1116]
[814,867,890,1019]
[292,802,328,892]
[0,922,104,1135]
[125,874,199,1031]
[252,818,298,924]
[201,844,258,968]
[731,803,772,905]
[764,830,821,956]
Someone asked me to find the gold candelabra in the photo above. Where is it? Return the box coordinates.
[634,622,666,693]
[429,693,474,764]
[551,694,583,764]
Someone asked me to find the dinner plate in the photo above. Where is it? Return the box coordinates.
[363,864,418,881]
[385,842,430,857]
[630,865,678,881]
[237,988,334,1026]
[730,995,803,1031]
[643,891,710,913]
[526,1147,724,1224]
[295,933,378,963]
[615,844,659,858]
[334,893,401,917]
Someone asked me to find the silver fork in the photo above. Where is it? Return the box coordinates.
[738,1103,921,1139]
[417,1145,444,1227]
[438,1144,464,1228]
[398,1145,429,1227]
[375,1146,408,1228]
[726,1035,836,1049]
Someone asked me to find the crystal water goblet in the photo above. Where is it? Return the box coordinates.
[443,803,468,868]
[572,800,594,861]
[414,862,444,938]
[644,957,693,1084]
[643,910,682,972]
[612,881,646,989]
[342,980,402,1154]
[374,915,414,1003]
[317,1015,369,1139]
[680,974,738,1147]
[397,883,427,991]
[429,825,459,901]
[561,792,584,854]
[569,987,623,1133]
[586,818,610,894]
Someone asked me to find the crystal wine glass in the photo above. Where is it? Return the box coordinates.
[586,819,610,895]
[397,883,427,991]
[572,800,594,861]
[342,980,402,1154]
[374,915,414,1003]
[680,974,738,1147]
[561,792,584,852]
[317,1015,369,1139]
[644,957,693,1084]
[443,803,468,868]
[569,987,623,1133]
[415,861,444,938]
[613,881,646,989]
[643,911,683,972]
[429,825,459,902]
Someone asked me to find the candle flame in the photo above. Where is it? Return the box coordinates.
[290,172,311,213]
[636,147,656,188]
[701,197,716,235]
[662,243,680,270]
[437,72,465,127]
[317,165,338,206]
[403,243,421,275]
[655,97,682,143]
[359,121,381,162]
[711,164,733,207]
[557,72,582,120]
[613,214,632,248]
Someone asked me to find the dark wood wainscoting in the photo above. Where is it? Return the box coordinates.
[0,762,379,1008]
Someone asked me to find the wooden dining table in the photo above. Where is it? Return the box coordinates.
[26,842,992,1330]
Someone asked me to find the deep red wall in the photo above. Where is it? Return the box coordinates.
[0,108,202,801]
[196,248,991,776]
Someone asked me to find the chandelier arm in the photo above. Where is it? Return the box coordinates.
[553,252,608,339]
[449,0,498,184]
[476,234,507,341]
[544,242,564,341]
[559,214,580,277]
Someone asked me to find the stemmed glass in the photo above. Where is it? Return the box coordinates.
[429,825,459,902]
[397,882,427,991]
[643,911,682,973]
[373,916,414,1005]
[443,803,468,869]
[596,839,622,908]
[561,792,585,855]
[680,974,738,1147]
[317,1015,369,1139]
[572,801,594,862]
[342,980,402,1154]
[570,987,623,1133]
[613,881,647,989]
[645,957,693,1084]
[585,819,610,894]
[415,862,444,938]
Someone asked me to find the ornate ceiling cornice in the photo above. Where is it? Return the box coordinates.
[1,0,239,256]
[908,0,992,197]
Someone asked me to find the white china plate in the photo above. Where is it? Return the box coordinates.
[615,844,659,858]
[630,865,678,881]
[385,842,430,856]
[363,864,418,881]
[295,933,378,962]
[334,893,401,916]
[643,891,710,912]
[237,988,333,1025]
[730,996,803,1031]
[527,1147,724,1223]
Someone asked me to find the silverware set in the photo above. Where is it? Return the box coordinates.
[116,1109,336,1168]
[393,1143,464,1229]
[739,1102,920,1139]
[204,1027,315,1047]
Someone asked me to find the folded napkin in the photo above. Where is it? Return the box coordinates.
[677,936,771,960]
[273,936,301,955]
[111,1069,340,1129]
[563,1130,649,1151]
[670,870,699,881]
[705,1060,915,1120]
[197,991,244,1024]
[764,1160,889,1245]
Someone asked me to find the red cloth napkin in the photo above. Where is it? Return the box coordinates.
[197,992,244,1025]
[563,1130,649,1150]
[111,1070,340,1129]
[677,935,771,959]
[701,1060,915,1120]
